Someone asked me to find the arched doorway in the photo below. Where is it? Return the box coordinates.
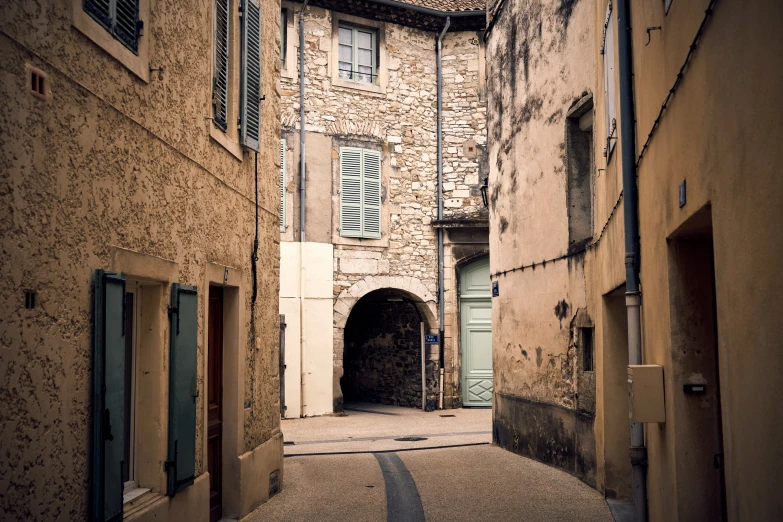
[341,288,435,409]
[459,257,493,407]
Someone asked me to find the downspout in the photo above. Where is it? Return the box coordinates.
[298,0,309,417]
[436,16,450,410]
[617,0,647,520]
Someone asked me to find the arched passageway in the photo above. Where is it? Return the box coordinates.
[340,289,436,409]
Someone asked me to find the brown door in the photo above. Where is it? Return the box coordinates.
[207,286,223,522]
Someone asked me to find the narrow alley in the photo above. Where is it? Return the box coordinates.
[247,404,614,522]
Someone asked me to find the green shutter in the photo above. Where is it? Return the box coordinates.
[213,0,230,131]
[91,270,126,522]
[340,147,363,238]
[166,284,198,496]
[280,139,287,231]
[362,149,382,239]
[240,0,261,151]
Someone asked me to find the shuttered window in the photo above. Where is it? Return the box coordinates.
[338,24,377,85]
[166,284,199,496]
[602,2,617,157]
[280,139,287,232]
[213,0,230,131]
[240,0,261,151]
[340,147,381,239]
[91,270,127,522]
[84,0,142,53]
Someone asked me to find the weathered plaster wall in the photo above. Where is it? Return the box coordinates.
[486,0,596,484]
[279,4,487,410]
[0,0,282,518]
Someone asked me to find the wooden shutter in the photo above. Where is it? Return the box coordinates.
[362,149,382,238]
[603,3,617,155]
[213,0,230,131]
[280,139,286,231]
[113,0,140,53]
[240,0,261,151]
[84,0,112,30]
[340,147,363,238]
[166,284,198,496]
[91,270,126,522]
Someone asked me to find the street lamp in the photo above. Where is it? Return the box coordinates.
[480,177,489,208]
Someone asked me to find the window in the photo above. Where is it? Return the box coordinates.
[83,0,142,53]
[602,2,617,158]
[566,97,594,249]
[339,147,381,239]
[280,139,287,232]
[213,0,230,131]
[280,9,287,66]
[581,327,595,372]
[338,24,377,84]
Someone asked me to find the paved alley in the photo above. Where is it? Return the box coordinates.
[246,404,613,522]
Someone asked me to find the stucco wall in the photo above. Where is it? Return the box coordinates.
[0,0,282,518]
[486,0,596,484]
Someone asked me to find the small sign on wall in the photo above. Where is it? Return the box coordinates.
[424,334,439,345]
[492,281,499,297]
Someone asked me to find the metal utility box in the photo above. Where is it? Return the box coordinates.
[628,365,665,423]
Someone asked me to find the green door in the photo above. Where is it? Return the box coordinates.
[460,258,493,407]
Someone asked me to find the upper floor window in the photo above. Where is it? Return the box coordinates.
[339,147,381,239]
[338,24,377,85]
[213,0,230,132]
[280,9,288,66]
[83,0,142,53]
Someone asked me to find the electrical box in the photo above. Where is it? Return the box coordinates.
[628,365,665,423]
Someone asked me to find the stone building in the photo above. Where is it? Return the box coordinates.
[277,0,490,417]
[486,0,783,520]
[1,1,283,521]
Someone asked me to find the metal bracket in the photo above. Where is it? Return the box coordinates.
[646,26,662,46]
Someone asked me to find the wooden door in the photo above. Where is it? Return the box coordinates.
[460,258,493,407]
[207,286,223,522]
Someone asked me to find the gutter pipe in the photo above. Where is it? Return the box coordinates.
[298,0,309,417]
[617,0,647,520]
[436,16,450,410]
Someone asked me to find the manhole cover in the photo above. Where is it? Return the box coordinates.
[439,414,456,418]
[284,441,295,446]
[394,437,428,442]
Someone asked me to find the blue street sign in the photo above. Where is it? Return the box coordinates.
[424,334,439,345]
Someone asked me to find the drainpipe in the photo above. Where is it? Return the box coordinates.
[436,16,450,410]
[298,0,309,417]
[617,0,647,520]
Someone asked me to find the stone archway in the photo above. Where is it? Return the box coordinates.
[333,276,438,411]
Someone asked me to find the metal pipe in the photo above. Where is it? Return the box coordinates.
[436,16,450,410]
[298,0,309,417]
[617,0,647,520]
[420,322,426,411]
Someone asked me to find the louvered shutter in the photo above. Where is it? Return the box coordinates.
[113,0,140,53]
[84,0,112,30]
[240,0,261,151]
[362,150,382,238]
[213,0,230,131]
[91,270,126,522]
[166,284,198,496]
[340,147,363,238]
[280,139,287,231]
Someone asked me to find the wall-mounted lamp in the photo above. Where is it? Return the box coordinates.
[480,177,489,208]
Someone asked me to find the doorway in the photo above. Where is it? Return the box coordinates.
[668,206,726,520]
[460,257,492,407]
[207,286,224,522]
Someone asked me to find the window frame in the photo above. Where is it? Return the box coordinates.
[330,13,387,95]
[337,23,377,85]
[209,0,243,160]
[339,146,382,240]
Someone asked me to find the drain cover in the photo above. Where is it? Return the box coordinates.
[439,414,456,418]
[284,441,295,446]
[394,437,428,442]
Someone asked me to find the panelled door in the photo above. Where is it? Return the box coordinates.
[207,287,223,522]
[460,258,493,407]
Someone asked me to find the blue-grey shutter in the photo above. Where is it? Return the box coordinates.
[84,0,112,31]
[113,0,140,53]
[362,149,382,239]
[280,139,287,231]
[91,270,126,522]
[241,0,262,151]
[166,284,198,496]
[213,0,230,131]
[340,147,363,238]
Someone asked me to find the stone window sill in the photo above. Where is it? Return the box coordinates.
[332,78,386,97]
[210,124,243,161]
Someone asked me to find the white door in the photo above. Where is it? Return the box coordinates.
[460,258,493,407]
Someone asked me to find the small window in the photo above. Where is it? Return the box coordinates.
[338,24,377,85]
[581,327,595,372]
[602,3,617,158]
[83,0,142,54]
[281,9,288,66]
[566,98,594,249]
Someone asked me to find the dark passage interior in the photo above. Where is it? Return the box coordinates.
[341,289,432,408]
